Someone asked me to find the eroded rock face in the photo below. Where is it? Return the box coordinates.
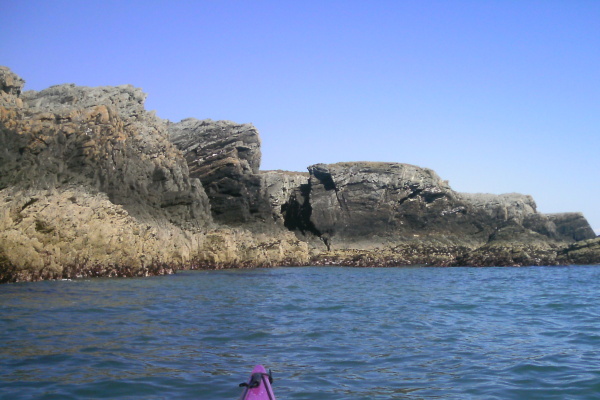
[457,192,537,223]
[259,170,309,225]
[459,194,595,242]
[1,66,598,281]
[285,162,596,252]
[289,162,485,248]
[0,72,211,229]
[546,213,596,242]
[0,186,194,282]
[0,67,214,281]
[0,68,316,282]
[306,162,456,238]
[169,118,262,224]
[0,66,25,107]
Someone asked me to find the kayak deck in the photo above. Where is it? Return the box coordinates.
[238,365,276,400]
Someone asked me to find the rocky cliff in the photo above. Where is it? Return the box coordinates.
[0,67,308,282]
[283,162,593,246]
[276,161,596,266]
[0,66,598,282]
[1,73,212,229]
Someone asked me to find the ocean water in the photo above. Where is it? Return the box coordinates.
[2,266,600,400]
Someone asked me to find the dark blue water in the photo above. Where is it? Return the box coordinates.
[2,266,600,399]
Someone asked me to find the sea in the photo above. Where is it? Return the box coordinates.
[2,266,600,400]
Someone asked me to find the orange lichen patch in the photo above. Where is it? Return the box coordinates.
[80,105,111,124]
[0,107,21,127]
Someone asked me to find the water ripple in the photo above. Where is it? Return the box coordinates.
[2,266,600,399]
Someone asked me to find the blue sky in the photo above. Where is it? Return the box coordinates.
[3,0,599,234]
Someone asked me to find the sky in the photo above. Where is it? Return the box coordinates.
[3,0,599,234]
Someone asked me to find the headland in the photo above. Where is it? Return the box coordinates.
[1,66,598,282]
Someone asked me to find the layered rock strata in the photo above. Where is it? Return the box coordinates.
[281,161,596,265]
[2,78,212,229]
[169,118,263,224]
[558,237,600,265]
[285,162,594,248]
[0,66,598,282]
[0,67,309,282]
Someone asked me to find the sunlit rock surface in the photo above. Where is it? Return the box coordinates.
[0,67,308,282]
[0,66,598,282]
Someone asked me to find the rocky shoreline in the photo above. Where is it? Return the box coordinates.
[1,66,598,283]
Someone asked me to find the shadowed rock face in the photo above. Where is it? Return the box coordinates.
[259,170,309,225]
[304,162,467,242]
[169,118,262,224]
[283,162,596,250]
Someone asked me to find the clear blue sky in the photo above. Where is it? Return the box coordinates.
[3,0,599,234]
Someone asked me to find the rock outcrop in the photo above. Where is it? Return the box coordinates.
[259,170,310,226]
[303,162,462,243]
[454,225,567,267]
[558,237,600,265]
[169,118,263,224]
[0,186,190,282]
[2,78,212,229]
[546,213,596,242]
[0,67,25,107]
[284,162,595,249]
[0,66,598,282]
[0,68,309,282]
